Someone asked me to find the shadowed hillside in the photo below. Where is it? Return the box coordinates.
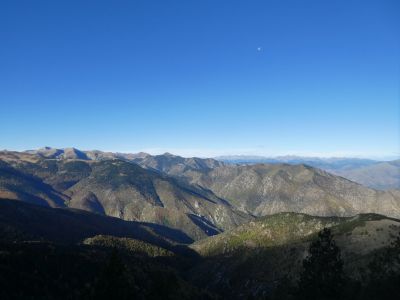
[0,198,194,247]
[0,152,250,240]
[189,213,400,299]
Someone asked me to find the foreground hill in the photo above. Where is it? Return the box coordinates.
[190,212,400,299]
[192,212,399,256]
[0,151,250,240]
[0,194,399,299]
[0,200,213,299]
[0,240,212,299]
[0,198,193,247]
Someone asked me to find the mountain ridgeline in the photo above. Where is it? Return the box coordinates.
[189,212,400,298]
[129,153,400,219]
[1,147,400,299]
[217,155,400,190]
[1,148,400,240]
[0,150,249,240]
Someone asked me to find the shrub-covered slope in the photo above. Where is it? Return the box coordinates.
[189,212,400,299]
[0,152,250,240]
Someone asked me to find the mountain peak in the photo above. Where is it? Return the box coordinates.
[162,152,176,157]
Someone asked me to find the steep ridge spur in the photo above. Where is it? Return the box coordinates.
[0,151,250,240]
[133,156,400,219]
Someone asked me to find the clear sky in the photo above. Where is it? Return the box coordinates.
[1,0,399,158]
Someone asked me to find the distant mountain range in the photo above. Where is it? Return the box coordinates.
[22,147,400,190]
[216,155,400,190]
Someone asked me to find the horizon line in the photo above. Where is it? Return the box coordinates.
[1,146,399,161]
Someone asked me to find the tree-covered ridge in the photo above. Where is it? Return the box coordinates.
[83,235,174,257]
[0,241,214,300]
[189,213,400,299]
[191,213,391,256]
[0,197,399,299]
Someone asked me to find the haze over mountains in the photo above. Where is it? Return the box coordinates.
[217,155,400,190]
[23,147,400,190]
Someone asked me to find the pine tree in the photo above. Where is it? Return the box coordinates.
[92,249,136,300]
[297,228,345,300]
[362,231,400,299]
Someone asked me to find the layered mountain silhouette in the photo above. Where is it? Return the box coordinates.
[1,149,400,225]
[1,147,400,299]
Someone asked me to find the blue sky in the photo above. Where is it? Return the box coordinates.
[1,0,399,158]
